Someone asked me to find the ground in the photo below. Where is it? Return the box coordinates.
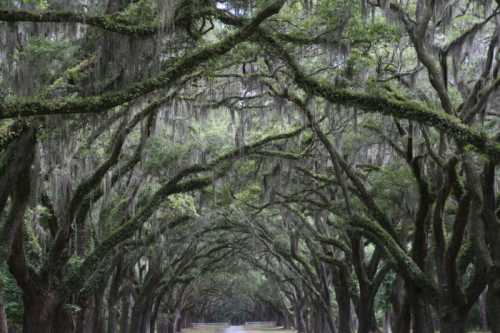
[181,327,489,333]
[182,325,295,333]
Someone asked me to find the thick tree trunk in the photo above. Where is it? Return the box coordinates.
[333,266,352,333]
[482,159,500,333]
[437,297,469,333]
[53,304,75,333]
[22,293,59,333]
[357,295,376,333]
[131,303,153,333]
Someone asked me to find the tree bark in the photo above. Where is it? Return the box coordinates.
[333,266,352,333]
[391,282,410,333]
[53,304,75,333]
[479,289,488,330]
[75,301,93,333]
[119,293,131,333]
[106,259,122,333]
[383,311,392,333]
[487,283,500,333]
[22,292,59,333]
[92,292,105,333]
[439,315,467,333]
[357,293,376,333]
[294,299,306,333]
[408,287,433,333]
[0,294,7,333]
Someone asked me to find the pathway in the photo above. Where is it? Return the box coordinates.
[224,326,245,333]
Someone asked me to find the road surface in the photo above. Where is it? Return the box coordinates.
[224,326,245,333]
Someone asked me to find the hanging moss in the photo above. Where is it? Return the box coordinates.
[0,9,158,35]
[0,0,286,119]
[258,32,500,160]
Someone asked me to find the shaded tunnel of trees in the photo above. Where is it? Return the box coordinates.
[1,0,500,332]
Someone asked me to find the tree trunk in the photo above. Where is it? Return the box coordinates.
[53,304,75,333]
[0,294,7,333]
[479,289,488,330]
[357,296,375,333]
[311,303,335,333]
[106,261,122,333]
[383,311,392,333]
[141,307,153,333]
[356,282,378,333]
[333,266,352,333]
[409,288,433,333]
[390,277,410,333]
[129,306,143,333]
[75,301,93,333]
[22,293,59,333]
[284,311,291,329]
[294,301,306,333]
[487,282,500,333]
[150,302,160,333]
[107,308,118,333]
[174,308,182,333]
[439,316,466,333]
[92,293,105,333]
[158,318,169,333]
[392,298,410,333]
[119,294,130,333]
[131,303,153,333]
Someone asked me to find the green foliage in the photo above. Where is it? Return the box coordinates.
[118,0,157,25]
[21,0,48,9]
[167,193,198,216]
[66,255,84,280]
[16,37,79,86]
[368,162,416,213]
[0,265,23,327]
[24,207,45,268]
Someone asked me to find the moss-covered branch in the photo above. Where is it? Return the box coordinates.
[213,11,500,160]
[349,215,438,302]
[271,40,500,160]
[0,0,286,119]
[0,9,158,35]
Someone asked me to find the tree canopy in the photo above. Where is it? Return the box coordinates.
[1,0,500,333]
